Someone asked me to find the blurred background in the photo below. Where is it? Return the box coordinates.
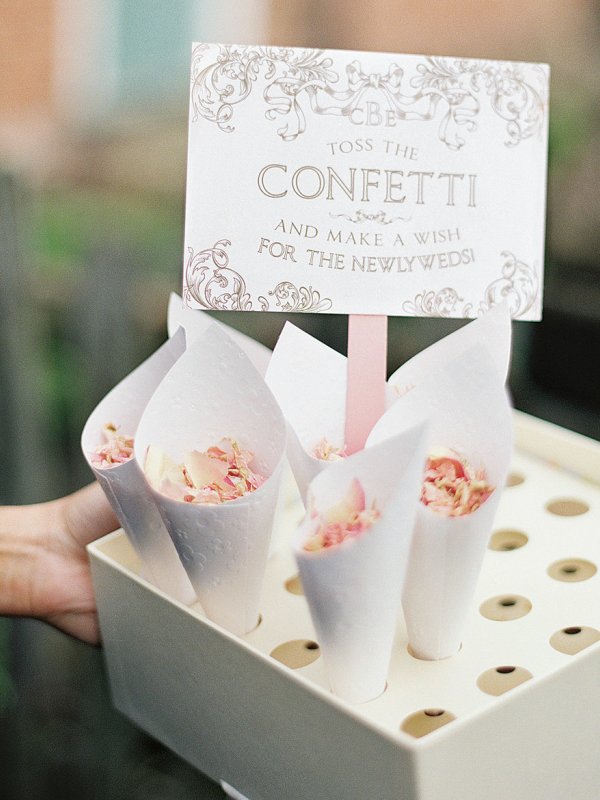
[1,1,599,797]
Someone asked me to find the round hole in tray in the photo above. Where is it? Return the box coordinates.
[479,594,532,621]
[545,499,589,517]
[488,529,528,552]
[400,709,456,738]
[505,472,525,487]
[246,614,263,633]
[270,639,321,669]
[548,558,597,583]
[477,666,532,696]
[550,626,600,655]
[284,574,304,596]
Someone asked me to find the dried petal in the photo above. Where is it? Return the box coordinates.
[325,477,366,524]
[303,479,379,552]
[91,423,134,469]
[185,450,230,488]
[144,445,181,486]
[421,448,494,517]
[144,437,265,505]
[312,437,347,461]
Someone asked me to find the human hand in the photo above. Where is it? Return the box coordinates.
[0,483,118,644]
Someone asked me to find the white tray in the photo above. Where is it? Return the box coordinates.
[89,411,600,800]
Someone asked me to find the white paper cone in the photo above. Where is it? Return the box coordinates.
[135,324,287,635]
[369,344,513,660]
[266,322,397,503]
[294,420,428,703]
[81,329,197,605]
[167,291,271,376]
[266,322,346,500]
[404,494,502,660]
[388,301,512,396]
[284,424,328,505]
[268,458,302,558]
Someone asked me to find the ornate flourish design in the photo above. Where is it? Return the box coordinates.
[190,44,337,140]
[191,45,547,148]
[185,242,333,312]
[184,241,253,311]
[478,251,538,318]
[259,282,333,313]
[329,210,411,225]
[403,252,538,319]
[411,58,548,148]
[403,288,472,318]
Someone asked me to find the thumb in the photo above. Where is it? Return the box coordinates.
[62,482,119,548]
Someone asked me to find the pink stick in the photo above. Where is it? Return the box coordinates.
[345,315,388,455]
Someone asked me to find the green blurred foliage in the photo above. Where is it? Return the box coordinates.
[548,99,592,170]
[21,185,183,496]
[30,187,183,279]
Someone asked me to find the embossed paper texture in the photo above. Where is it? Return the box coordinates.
[184,44,549,320]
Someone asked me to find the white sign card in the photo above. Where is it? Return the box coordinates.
[183,44,549,319]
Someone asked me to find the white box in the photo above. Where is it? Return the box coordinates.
[89,412,600,800]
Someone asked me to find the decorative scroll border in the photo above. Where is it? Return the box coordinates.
[190,44,548,150]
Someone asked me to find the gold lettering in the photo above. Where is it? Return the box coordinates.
[257,164,287,198]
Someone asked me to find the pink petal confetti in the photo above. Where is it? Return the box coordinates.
[145,437,266,505]
[312,437,348,462]
[303,478,379,552]
[185,449,230,488]
[91,422,135,469]
[325,477,366,524]
[421,448,494,517]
